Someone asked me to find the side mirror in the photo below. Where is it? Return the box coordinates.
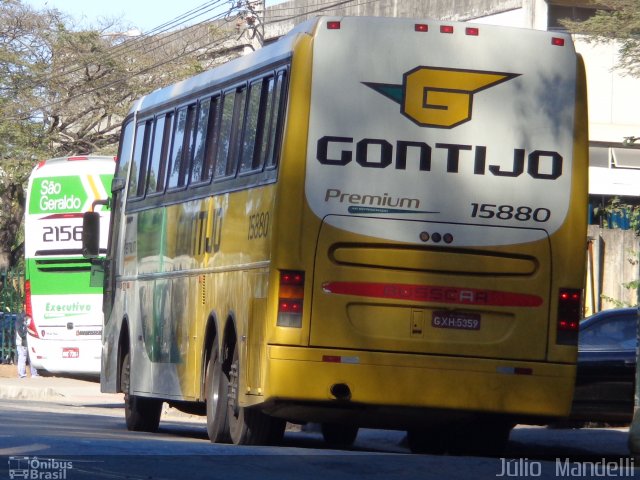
[82,211,101,258]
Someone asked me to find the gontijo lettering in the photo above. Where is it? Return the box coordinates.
[317,137,563,180]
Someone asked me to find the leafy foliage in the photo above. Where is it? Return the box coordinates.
[562,0,640,76]
[0,0,242,267]
[594,196,640,231]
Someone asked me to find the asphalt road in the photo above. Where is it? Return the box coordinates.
[0,365,636,479]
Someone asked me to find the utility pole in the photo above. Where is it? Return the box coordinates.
[238,0,265,53]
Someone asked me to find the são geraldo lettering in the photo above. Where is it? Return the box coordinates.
[39,180,82,211]
[39,194,82,211]
[316,136,563,180]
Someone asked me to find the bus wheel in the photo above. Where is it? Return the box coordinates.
[227,345,285,445]
[121,351,162,432]
[321,423,359,448]
[205,342,230,443]
[447,419,513,457]
[406,428,448,454]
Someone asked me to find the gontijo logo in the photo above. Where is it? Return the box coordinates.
[364,66,520,128]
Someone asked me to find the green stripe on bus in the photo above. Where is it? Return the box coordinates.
[26,258,101,295]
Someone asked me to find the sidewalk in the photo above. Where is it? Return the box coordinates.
[0,363,206,422]
[0,363,121,406]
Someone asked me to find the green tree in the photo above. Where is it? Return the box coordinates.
[562,0,640,76]
[0,0,242,267]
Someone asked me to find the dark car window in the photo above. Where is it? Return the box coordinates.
[580,314,638,350]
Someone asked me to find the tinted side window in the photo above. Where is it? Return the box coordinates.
[580,315,638,349]
[147,114,171,194]
[264,71,287,169]
[240,80,264,173]
[215,88,246,180]
[191,99,212,184]
[128,121,151,197]
[168,105,196,189]
[201,97,220,183]
[215,92,235,179]
[116,120,135,182]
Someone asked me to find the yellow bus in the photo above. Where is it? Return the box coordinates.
[84,16,588,454]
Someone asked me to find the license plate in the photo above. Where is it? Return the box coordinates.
[62,347,80,359]
[432,311,481,330]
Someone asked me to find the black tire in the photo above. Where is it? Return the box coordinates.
[227,344,286,445]
[321,423,359,448]
[447,419,513,457]
[205,341,230,443]
[406,428,448,454]
[121,351,162,432]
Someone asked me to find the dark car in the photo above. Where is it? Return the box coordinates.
[569,307,638,424]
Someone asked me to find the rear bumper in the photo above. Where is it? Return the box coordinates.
[28,337,100,375]
[263,345,575,424]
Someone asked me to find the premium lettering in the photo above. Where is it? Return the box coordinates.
[324,189,420,209]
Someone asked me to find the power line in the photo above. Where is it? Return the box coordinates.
[9,14,245,120]
[8,0,382,122]
[20,0,236,90]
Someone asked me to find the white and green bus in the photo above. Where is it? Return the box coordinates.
[24,156,115,375]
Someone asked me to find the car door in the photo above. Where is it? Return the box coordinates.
[574,311,637,421]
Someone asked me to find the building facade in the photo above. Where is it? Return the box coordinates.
[265,0,640,211]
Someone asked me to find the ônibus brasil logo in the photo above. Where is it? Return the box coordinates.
[363,66,520,128]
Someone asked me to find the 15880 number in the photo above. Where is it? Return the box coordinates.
[248,211,270,240]
[470,203,551,223]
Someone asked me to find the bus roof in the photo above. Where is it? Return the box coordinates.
[34,155,116,172]
[131,16,573,117]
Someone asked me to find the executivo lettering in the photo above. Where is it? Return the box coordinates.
[45,302,92,313]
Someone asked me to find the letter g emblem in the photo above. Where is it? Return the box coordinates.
[402,67,519,128]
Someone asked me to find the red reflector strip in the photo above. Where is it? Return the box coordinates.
[327,21,341,30]
[41,213,84,220]
[323,281,543,307]
[323,355,340,363]
[465,27,479,36]
[551,37,565,46]
[415,24,428,32]
[67,156,89,161]
[440,25,454,34]
[322,355,360,364]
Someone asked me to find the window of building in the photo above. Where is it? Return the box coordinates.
[548,5,598,31]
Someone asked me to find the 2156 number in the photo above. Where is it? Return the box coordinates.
[43,225,83,242]
[470,203,551,223]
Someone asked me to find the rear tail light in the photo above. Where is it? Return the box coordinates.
[24,280,40,338]
[277,270,304,328]
[327,21,341,30]
[556,288,582,345]
[551,37,565,46]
